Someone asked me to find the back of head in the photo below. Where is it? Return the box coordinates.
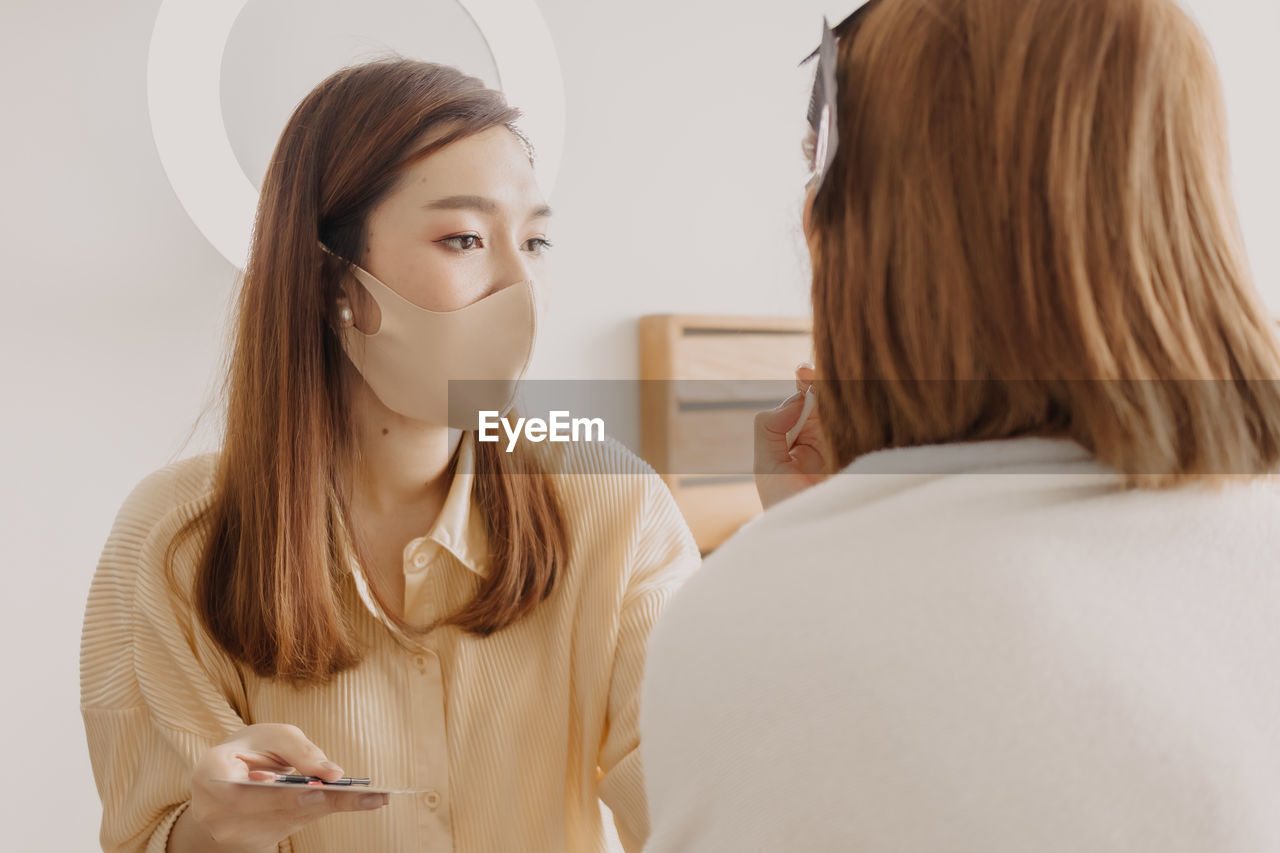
[809,0,1280,482]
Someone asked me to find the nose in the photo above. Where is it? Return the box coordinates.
[487,237,534,296]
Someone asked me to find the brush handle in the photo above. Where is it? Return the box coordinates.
[785,386,818,450]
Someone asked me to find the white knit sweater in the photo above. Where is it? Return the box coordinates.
[641,437,1280,852]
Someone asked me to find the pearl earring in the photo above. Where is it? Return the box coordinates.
[338,305,354,326]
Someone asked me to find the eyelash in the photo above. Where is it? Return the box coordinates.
[435,234,554,255]
[437,234,483,252]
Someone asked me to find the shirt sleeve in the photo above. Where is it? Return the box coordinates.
[80,463,264,853]
[596,474,701,852]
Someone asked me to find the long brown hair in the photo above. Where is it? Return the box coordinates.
[168,59,567,683]
[809,0,1280,483]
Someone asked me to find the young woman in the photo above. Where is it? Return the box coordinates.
[641,0,1280,849]
[80,59,698,852]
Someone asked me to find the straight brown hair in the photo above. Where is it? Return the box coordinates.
[809,0,1280,483]
[167,59,568,683]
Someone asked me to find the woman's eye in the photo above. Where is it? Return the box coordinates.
[523,237,554,256]
[438,234,483,251]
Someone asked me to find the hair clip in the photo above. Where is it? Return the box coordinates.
[806,18,841,191]
[801,2,879,192]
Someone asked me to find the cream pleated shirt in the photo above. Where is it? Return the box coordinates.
[80,433,699,853]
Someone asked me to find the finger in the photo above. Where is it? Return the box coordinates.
[795,361,816,392]
[241,770,384,814]
[792,410,838,473]
[757,391,805,439]
[327,792,390,813]
[790,442,829,475]
[754,393,806,475]
[201,778,307,814]
[290,789,388,818]
[240,724,344,781]
[232,751,294,774]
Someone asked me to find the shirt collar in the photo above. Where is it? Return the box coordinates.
[402,430,490,579]
[334,430,490,580]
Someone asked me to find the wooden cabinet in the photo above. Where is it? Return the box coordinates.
[639,315,812,552]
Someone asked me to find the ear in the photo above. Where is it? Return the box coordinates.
[337,274,381,335]
[335,292,355,329]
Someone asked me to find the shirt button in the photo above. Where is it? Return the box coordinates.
[413,655,426,669]
[412,552,430,569]
[423,789,441,809]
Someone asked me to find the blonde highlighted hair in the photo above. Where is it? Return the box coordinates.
[809,0,1280,483]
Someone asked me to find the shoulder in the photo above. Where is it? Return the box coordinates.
[93,452,222,603]
[535,433,667,517]
[108,453,221,557]
[81,452,222,707]
[533,431,658,478]
[119,452,221,520]
[533,435,699,587]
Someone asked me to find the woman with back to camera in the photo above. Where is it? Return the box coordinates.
[641,0,1280,850]
[80,59,698,852]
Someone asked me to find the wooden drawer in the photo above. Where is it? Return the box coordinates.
[640,315,812,552]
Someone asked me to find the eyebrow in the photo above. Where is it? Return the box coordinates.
[423,195,553,219]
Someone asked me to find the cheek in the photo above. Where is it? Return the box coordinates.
[399,256,491,312]
[351,284,382,335]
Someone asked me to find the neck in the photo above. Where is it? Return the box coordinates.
[346,370,462,517]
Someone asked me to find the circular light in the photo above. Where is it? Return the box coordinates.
[147,0,566,269]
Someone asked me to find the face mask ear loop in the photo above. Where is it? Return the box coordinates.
[517,281,539,379]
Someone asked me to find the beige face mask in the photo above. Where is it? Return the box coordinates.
[338,262,538,430]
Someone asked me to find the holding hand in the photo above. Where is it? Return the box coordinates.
[753,363,835,510]
[173,723,387,852]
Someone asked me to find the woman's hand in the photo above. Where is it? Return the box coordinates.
[172,723,388,852]
[754,363,835,510]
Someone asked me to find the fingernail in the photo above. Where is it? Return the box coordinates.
[320,760,343,775]
[300,790,326,806]
[796,361,814,370]
[358,793,386,809]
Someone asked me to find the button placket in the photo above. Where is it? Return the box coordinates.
[406,646,451,850]
[403,541,443,626]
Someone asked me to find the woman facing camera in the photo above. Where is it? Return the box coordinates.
[641,0,1280,850]
[80,60,697,852]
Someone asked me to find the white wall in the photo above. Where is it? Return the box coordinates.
[1,0,1275,849]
